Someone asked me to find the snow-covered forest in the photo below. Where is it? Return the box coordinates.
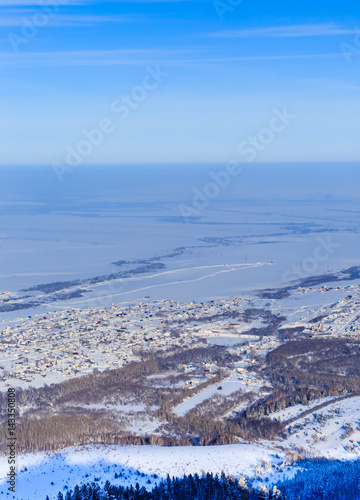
[49,459,360,500]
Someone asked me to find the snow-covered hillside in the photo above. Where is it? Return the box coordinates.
[0,443,282,500]
[285,396,360,458]
[3,397,360,499]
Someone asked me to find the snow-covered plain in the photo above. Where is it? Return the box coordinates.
[3,164,360,314]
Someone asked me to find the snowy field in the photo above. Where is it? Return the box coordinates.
[173,376,254,417]
[206,336,246,346]
[0,443,282,500]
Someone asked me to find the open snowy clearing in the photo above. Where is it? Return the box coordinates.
[173,376,254,417]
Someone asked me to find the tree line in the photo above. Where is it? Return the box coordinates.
[49,459,360,500]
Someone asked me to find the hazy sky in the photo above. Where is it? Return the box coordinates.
[0,0,359,165]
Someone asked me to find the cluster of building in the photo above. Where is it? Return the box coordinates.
[297,284,357,295]
[291,282,360,337]
[1,280,360,390]
[0,297,261,389]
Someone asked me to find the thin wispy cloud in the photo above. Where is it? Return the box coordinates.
[0,14,141,27]
[0,48,196,66]
[336,84,360,90]
[211,23,360,39]
[0,48,351,67]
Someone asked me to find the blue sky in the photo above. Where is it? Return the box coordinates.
[0,0,360,165]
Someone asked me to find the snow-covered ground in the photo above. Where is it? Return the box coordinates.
[206,336,246,346]
[0,443,283,500]
[270,397,338,422]
[173,376,255,417]
[285,396,360,459]
[3,414,360,500]
[78,404,147,413]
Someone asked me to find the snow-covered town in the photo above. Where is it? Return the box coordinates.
[1,280,360,391]
[0,296,271,389]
